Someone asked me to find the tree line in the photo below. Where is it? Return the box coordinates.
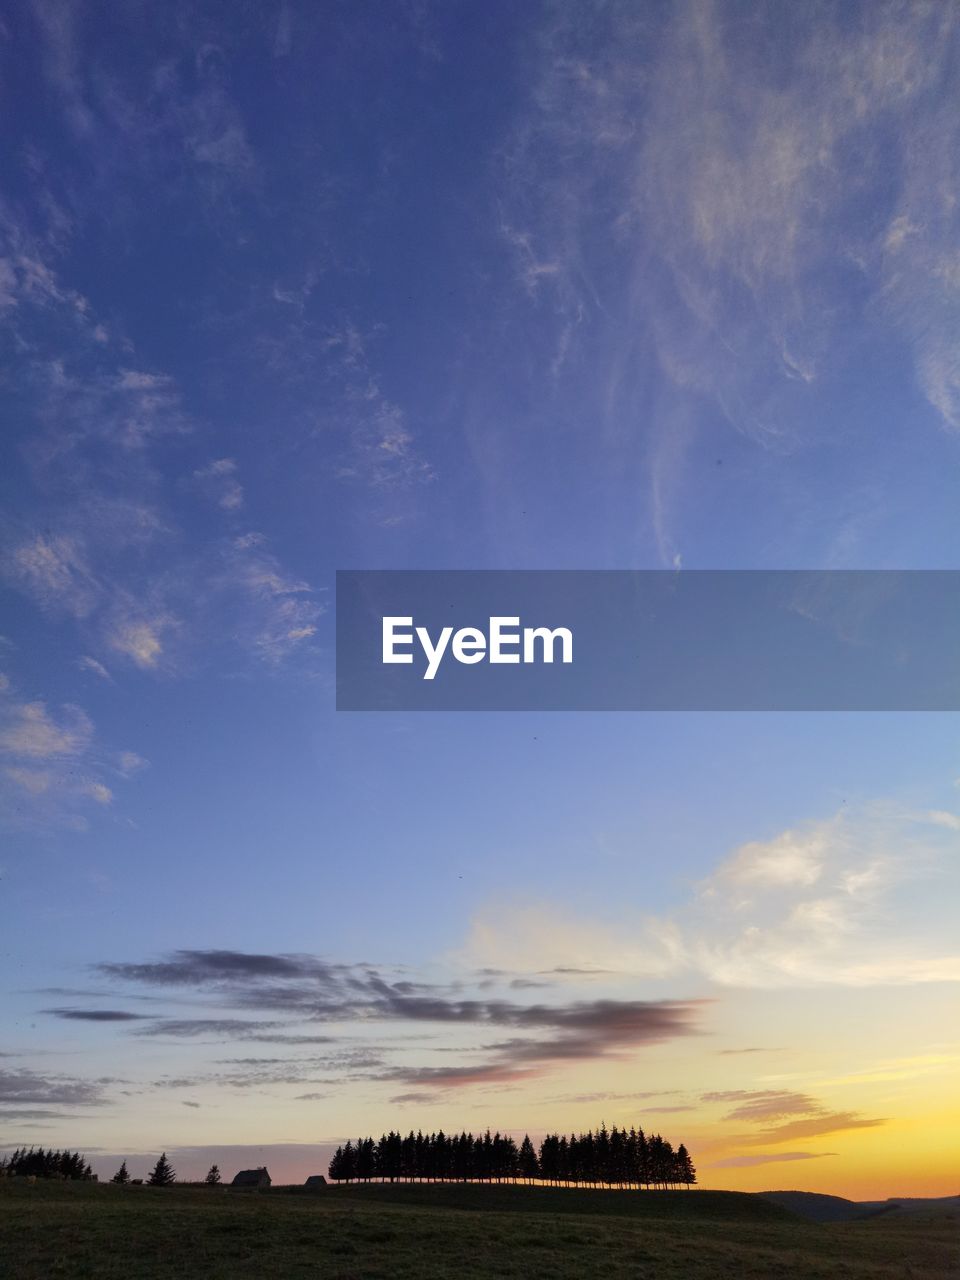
[1,1147,94,1181]
[4,1127,697,1192]
[1,1148,223,1188]
[329,1125,696,1189]
[110,1155,223,1186]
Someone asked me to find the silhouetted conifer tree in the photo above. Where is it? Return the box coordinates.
[147,1153,175,1186]
[356,1138,376,1182]
[677,1144,697,1188]
[518,1134,539,1181]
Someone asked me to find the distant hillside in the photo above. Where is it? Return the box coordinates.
[857,1196,960,1218]
[759,1191,960,1223]
[759,1191,889,1222]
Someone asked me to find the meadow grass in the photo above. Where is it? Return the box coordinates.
[2,1179,957,1279]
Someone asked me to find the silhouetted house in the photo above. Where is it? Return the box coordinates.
[304,1175,326,1189]
[231,1167,271,1189]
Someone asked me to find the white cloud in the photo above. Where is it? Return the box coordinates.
[77,655,112,681]
[0,701,93,759]
[114,370,172,391]
[193,458,244,510]
[463,805,960,990]
[500,222,563,297]
[117,751,148,776]
[7,534,99,618]
[0,679,133,827]
[0,257,16,309]
[84,782,113,805]
[5,767,52,795]
[226,536,322,663]
[274,2,292,57]
[463,902,683,981]
[705,827,829,894]
[336,381,434,490]
[106,617,169,669]
[11,253,90,314]
[190,124,253,172]
[927,810,960,831]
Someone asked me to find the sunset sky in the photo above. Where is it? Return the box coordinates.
[1,1,959,1198]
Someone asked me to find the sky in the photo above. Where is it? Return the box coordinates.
[1,0,959,1197]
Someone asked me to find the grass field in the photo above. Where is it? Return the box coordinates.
[2,1179,958,1279]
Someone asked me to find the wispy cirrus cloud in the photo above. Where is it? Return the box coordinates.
[337,388,434,492]
[218,533,323,664]
[2,190,323,682]
[234,305,434,502]
[496,2,960,562]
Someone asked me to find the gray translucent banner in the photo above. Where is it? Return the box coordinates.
[336,571,960,711]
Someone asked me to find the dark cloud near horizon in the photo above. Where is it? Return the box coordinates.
[0,1109,83,1121]
[547,1089,680,1105]
[711,1151,837,1168]
[45,1008,147,1022]
[0,1068,107,1108]
[136,1018,277,1038]
[244,1034,337,1045]
[149,1043,387,1092]
[703,1089,886,1142]
[743,1111,886,1143]
[89,947,706,1092]
[33,987,176,1003]
[379,1062,537,1089]
[702,1089,821,1123]
[97,950,362,987]
[96,948,705,1029]
[130,1018,335,1041]
[375,999,701,1091]
[717,1047,781,1056]
[539,967,620,976]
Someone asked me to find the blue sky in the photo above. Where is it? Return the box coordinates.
[1,1,959,1193]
